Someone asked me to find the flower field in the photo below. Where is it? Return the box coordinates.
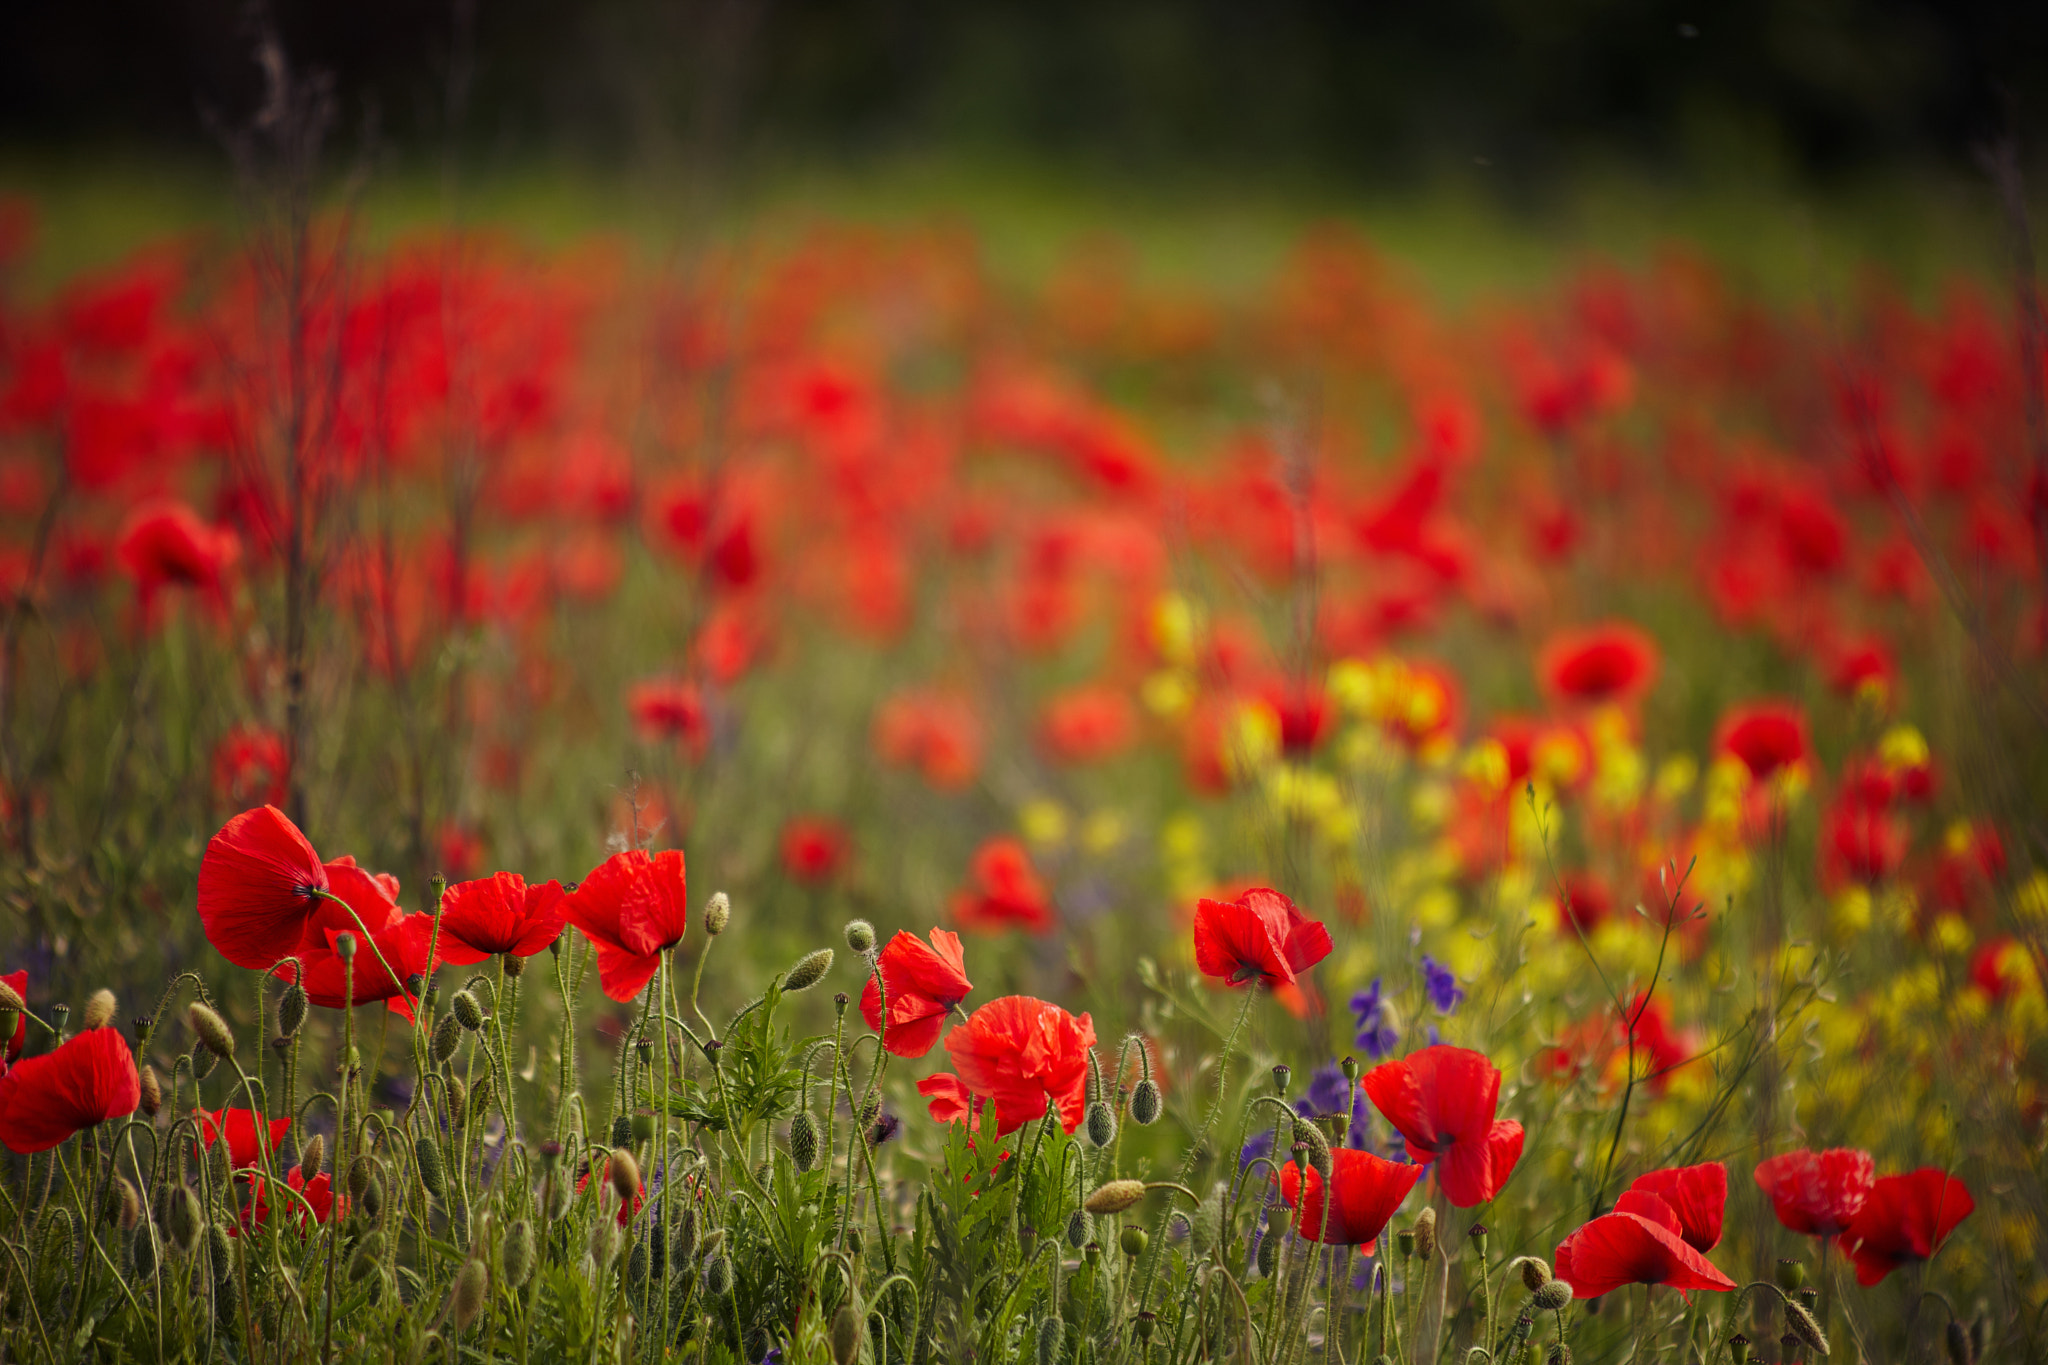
[0,189,2042,1364]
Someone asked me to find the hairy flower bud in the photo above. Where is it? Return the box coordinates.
[1413,1207,1438,1261]
[1783,1300,1830,1356]
[189,1036,218,1081]
[1546,1348,1572,1365]
[1037,1315,1065,1365]
[1129,1078,1162,1127]
[431,1013,462,1064]
[277,983,308,1039]
[502,1220,535,1289]
[451,1259,489,1330]
[1946,1319,1975,1365]
[1291,1116,1333,1177]
[831,1303,861,1365]
[588,1218,619,1269]
[348,1231,386,1282]
[1085,1101,1117,1148]
[165,1185,202,1252]
[416,1135,447,1199]
[81,988,117,1032]
[626,1238,649,1284]
[790,1110,820,1172]
[704,892,731,937]
[138,1064,162,1117]
[702,1250,731,1296]
[347,1154,377,1199]
[298,1134,325,1182]
[188,1002,236,1060]
[1084,1180,1146,1215]
[609,1150,642,1203]
[0,979,23,1012]
[451,990,485,1031]
[1533,1281,1573,1313]
[844,919,876,954]
[1065,1208,1094,1249]
[785,949,835,993]
[132,1224,158,1278]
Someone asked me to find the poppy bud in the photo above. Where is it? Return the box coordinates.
[132,1225,158,1278]
[1413,1208,1438,1261]
[503,951,526,979]
[1065,1209,1094,1249]
[539,1140,562,1168]
[334,931,356,961]
[1783,1300,1829,1356]
[348,1232,386,1282]
[626,1239,649,1285]
[1520,1258,1550,1292]
[589,1218,618,1268]
[451,990,485,1032]
[362,1174,385,1218]
[81,988,117,1032]
[472,979,496,1015]
[445,1075,468,1124]
[844,920,876,954]
[609,1150,642,1203]
[1085,1101,1117,1148]
[138,1064,162,1117]
[273,981,308,1038]
[1291,1117,1332,1177]
[1271,1064,1291,1094]
[298,1134,324,1182]
[190,1036,218,1081]
[502,1219,535,1289]
[1130,1079,1162,1127]
[1775,1258,1806,1292]
[209,1225,237,1322]
[451,1259,489,1330]
[704,892,731,937]
[416,1135,447,1199]
[432,1014,462,1064]
[785,949,835,993]
[790,1110,820,1172]
[1946,1319,1975,1365]
[1036,1315,1065,1365]
[188,1002,235,1060]
[1546,1348,1571,1365]
[1085,1180,1146,1215]
[858,1091,882,1127]
[1533,1281,1573,1313]
[831,1303,861,1365]
[673,1206,699,1266]
[165,1185,201,1251]
[346,1154,376,1198]
[702,1250,731,1296]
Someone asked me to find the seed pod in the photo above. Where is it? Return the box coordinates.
[416,1135,447,1199]
[1729,1336,1751,1365]
[844,920,876,954]
[1775,1258,1806,1292]
[451,1259,489,1330]
[132,1225,158,1278]
[1037,1315,1065,1365]
[1256,1226,1279,1278]
[1065,1208,1094,1249]
[348,1232,386,1282]
[1085,1101,1117,1148]
[1134,1311,1156,1342]
[81,988,117,1032]
[1783,1300,1830,1356]
[702,1250,731,1296]
[1413,1207,1438,1261]
[1085,1180,1146,1215]
[297,1134,325,1182]
[451,990,485,1031]
[1533,1281,1573,1312]
[1129,1078,1162,1126]
[1520,1257,1550,1292]
[609,1150,642,1203]
[166,1185,202,1252]
[1119,1224,1148,1258]
[831,1303,861,1365]
[190,1036,219,1081]
[502,1220,536,1288]
[785,948,835,993]
[790,1110,820,1172]
[427,1013,460,1065]
[189,1002,236,1060]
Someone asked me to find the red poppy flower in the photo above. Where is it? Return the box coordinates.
[1039,685,1137,765]
[861,928,973,1058]
[2,969,25,1060]
[196,1106,295,1169]
[1362,1044,1525,1208]
[943,996,1096,1136]
[1556,873,1612,935]
[1192,888,1333,989]
[1277,1148,1425,1248]
[197,805,330,971]
[917,1072,980,1126]
[1624,1162,1726,1253]
[566,849,690,1001]
[269,856,431,1020]
[115,501,238,619]
[1553,1208,1737,1299]
[1539,623,1660,705]
[1754,1148,1875,1237]
[628,679,708,756]
[0,1028,141,1153]
[873,690,984,790]
[951,838,1055,935]
[432,872,569,965]
[576,1158,647,1226]
[211,724,289,810]
[780,817,850,885]
[1716,702,1809,782]
[1837,1168,1974,1286]
[238,1168,347,1234]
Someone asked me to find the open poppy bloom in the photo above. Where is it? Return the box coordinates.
[1193,888,1333,989]
[916,1072,980,1126]
[950,838,1056,935]
[271,857,431,1020]
[196,1106,295,1169]
[197,805,331,971]
[943,995,1096,1135]
[1554,1201,1737,1299]
[1717,701,1810,782]
[1277,1148,1425,1248]
[0,1028,141,1153]
[861,928,973,1058]
[1837,1168,1974,1285]
[1362,1044,1525,1207]
[1623,1161,1726,1253]
[1754,1147,1874,1237]
[2,968,25,1060]
[238,1167,347,1234]
[432,871,569,964]
[1539,622,1660,705]
[566,849,691,1001]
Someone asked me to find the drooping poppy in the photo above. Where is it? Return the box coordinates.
[566,849,690,1001]
[1754,1147,1874,1237]
[950,838,1055,935]
[1553,1206,1737,1299]
[1192,888,1334,989]
[1624,1161,1727,1253]
[195,1106,295,1169]
[861,928,973,1058]
[1837,1168,1974,1286]
[1716,702,1810,782]
[196,805,330,971]
[432,871,569,965]
[943,995,1096,1136]
[1362,1044,1525,1207]
[1539,623,1660,705]
[0,1028,141,1153]
[2,968,25,1060]
[1277,1148,1425,1248]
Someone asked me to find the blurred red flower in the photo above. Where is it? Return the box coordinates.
[567,849,690,1001]
[943,995,1095,1136]
[211,724,288,810]
[116,501,237,622]
[780,817,850,886]
[628,679,708,756]
[1363,1044,1524,1207]
[433,871,568,964]
[1539,622,1660,705]
[1192,888,1332,989]
[1277,1148,1424,1248]
[1622,1161,1726,1253]
[1717,701,1809,782]
[1754,1147,1874,1237]
[873,691,983,790]
[197,805,331,971]
[951,838,1055,935]
[0,1028,140,1153]
[1837,1168,1974,1286]
[861,928,973,1059]
[1038,685,1137,765]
